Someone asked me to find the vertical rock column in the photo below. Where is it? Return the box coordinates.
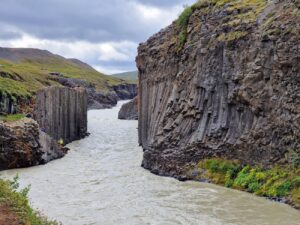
[35,86,88,144]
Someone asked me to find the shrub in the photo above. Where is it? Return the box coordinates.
[195,158,300,207]
[0,176,58,225]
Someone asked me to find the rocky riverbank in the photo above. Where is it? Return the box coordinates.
[0,118,67,170]
[118,97,138,120]
[137,0,300,207]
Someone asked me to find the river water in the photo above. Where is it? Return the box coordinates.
[1,101,300,225]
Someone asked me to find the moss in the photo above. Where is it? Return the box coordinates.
[0,176,58,224]
[217,31,248,42]
[0,114,25,122]
[190,158,300,208]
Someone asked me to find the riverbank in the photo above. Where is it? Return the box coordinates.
[0,177,58,225]
[183,158,300,209]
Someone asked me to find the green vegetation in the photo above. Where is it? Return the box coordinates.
[175,0,268,47]
[0,114,25,122]
[217,31,248,42]
[0,50,125,99]
[111,71,138,83]
[0,176,58,224]
[189,158,300,208]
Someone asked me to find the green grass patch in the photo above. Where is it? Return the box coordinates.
[190,158,300,208]
[0,53,126,99]
[0,114,25,122]
[0,176,58,224]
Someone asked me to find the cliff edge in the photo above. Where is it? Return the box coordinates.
[137,0,300,177]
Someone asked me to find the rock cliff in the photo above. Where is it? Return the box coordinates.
[0,118,67,170]
[118,97,138,120]
[35,86,88,144]
[137,0,300,177]
[113,83,137,100]
[51,75,137,110]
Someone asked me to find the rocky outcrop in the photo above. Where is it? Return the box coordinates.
[50,75,137,109]
[113,83,137,100]
[0,93,16,115]
[35,86,88,144]
[118,97,138,120]
[0,118,67,170]
[137,0,300,177]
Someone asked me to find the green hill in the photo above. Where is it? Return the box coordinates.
[0,47,124,98]
[112,71,138,83]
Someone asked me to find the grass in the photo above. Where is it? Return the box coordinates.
[0,176,58,225]
[188,158,300,208]
[0,114,25,122]
[0,53,125,99]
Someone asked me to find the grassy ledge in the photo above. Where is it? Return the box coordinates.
[0,114,25,122]
[0,176,59,225]
[186,158,300,208]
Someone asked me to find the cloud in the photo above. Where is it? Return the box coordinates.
[0,0,195,73]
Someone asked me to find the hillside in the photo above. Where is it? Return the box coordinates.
[0,47,124,98]
[112,71,138,82]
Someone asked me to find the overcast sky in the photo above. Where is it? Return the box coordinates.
[0,0,195,74]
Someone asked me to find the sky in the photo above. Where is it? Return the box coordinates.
[0,0,195,74]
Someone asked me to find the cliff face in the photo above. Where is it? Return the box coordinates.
[113,83,137,100]
[35,87,88,144]
[118,97,138,120]
[51,75,137,110]
[0,118,66,170]
[137,0,300,176]
[0,94,16,114]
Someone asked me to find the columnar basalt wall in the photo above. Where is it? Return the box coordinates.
[118,97,138,120]
[35,86,88,144]
[136,1,300,177]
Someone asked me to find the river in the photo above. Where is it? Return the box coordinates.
[1,101,300,225]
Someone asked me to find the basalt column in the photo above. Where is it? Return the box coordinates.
[35,86,88,144]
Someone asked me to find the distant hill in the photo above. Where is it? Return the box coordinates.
[112,71,138,82]
[0,47,124,97]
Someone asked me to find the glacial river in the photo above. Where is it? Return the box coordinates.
[1,101,300,225]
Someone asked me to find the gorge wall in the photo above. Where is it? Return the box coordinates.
[137,0,300,177]
[0,118,67,170]
[118,97,138,120]
[35,86,88,144]
[51,75,137,110]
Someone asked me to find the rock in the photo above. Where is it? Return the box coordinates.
[113,83,138,100]
[0,118,66,170]
[51,76,137,109]
[136,1,300,176]
[34,86,88,144]
[118,97,138,120]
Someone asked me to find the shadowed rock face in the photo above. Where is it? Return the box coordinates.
[0,118,67,170]
[51,75,137,110]
[35,86,88,144]
[136,1,300,177]
[118,97,138,120]
[113,83,137,100]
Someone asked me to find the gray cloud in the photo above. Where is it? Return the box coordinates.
[0,0,194,73]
